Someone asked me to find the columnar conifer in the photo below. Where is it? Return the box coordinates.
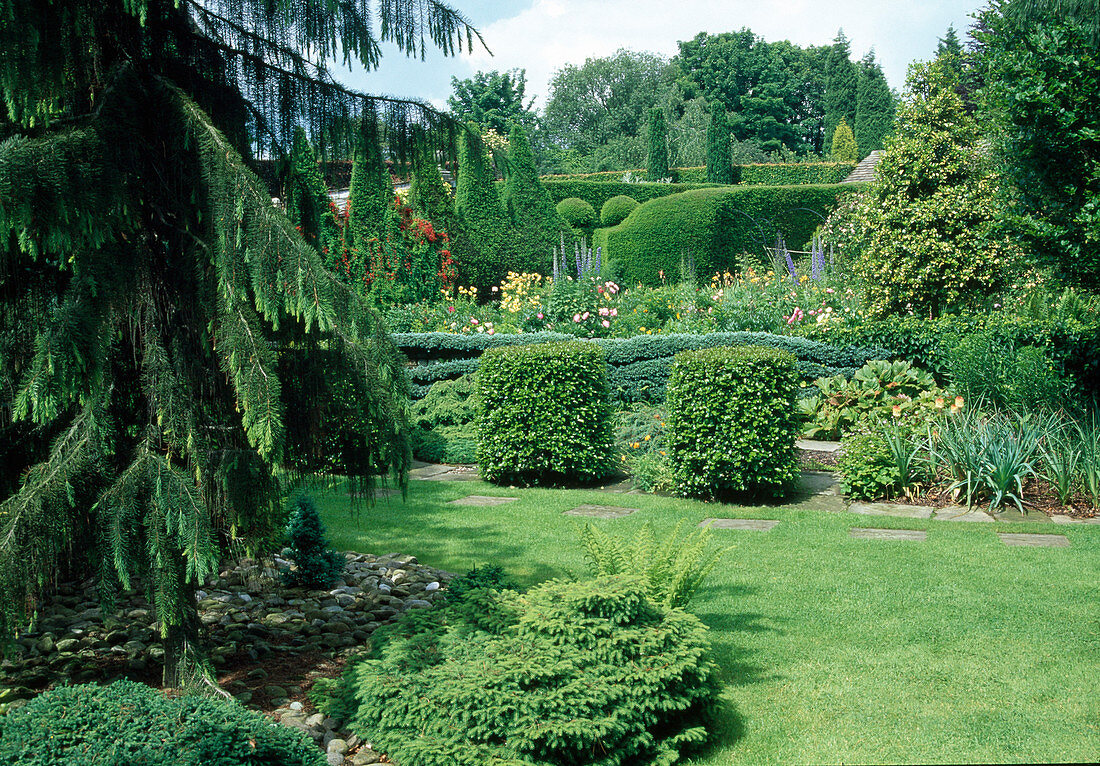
[647,108,670,181]
[706,104,733,184]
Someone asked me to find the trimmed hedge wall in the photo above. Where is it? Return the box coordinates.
[592,184,865,286]
[666,346,801,499]
[542,179,722,212]
[395,331,893,401]
[0,681,323,766]
[476,342,614,484]
[540,162,856,186]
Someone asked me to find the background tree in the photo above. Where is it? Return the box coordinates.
[824,29,859,155]
[448,69,537,135]
[0,0,483,687]
[647,107,670,180]
[409,142,460,237]
[346,115,395,252]
[284,126,339,261]
[854,51,895,154]
[706,103,733,183]
[978,1,1100,287]
[830,118,859,163]
[840,61,1019,317]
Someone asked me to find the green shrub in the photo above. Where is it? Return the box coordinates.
[600,194,640,227]
[554,197,597,232]
[739,162,855,185]
[946,332,1071,413]
[666,346,801,499]
[320,576,720,766]
[647,107,670,181]
[830,118,859,163]
[476,342,614,484]
[281,494,345,589]
[445,564,519,603]
[579,521,726,608]
[0,680,323,766]
[543,179,722,212]
[592,184,863,286]
[838,430,902,500]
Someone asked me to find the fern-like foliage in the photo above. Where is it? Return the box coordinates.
[579,521,729,609]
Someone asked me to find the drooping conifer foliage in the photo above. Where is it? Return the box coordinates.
[0,0,484,687]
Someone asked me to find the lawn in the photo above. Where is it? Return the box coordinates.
[318,479,1100,765]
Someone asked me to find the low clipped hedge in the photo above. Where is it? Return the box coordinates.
[600,194,640,227]
[397,331,892,401]
[666,346,801,499]
[321,575,721,766]
[476,342,614,484]
[593,184,864,285]
[542,179,721,212]
[540,162,855,186]
[0,680,323,766]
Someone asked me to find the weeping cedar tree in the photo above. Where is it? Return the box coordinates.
[0,0,484,688]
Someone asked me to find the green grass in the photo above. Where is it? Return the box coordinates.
[317,479,1100,765]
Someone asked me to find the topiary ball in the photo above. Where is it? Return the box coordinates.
[555,197,598,231]
[600,195,639,227]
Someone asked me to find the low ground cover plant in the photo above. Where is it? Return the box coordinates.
[0,681,323,765]
[314,575,721,766]
[410,374,480,463]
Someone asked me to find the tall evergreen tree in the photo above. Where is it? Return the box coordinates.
[854,51,895,154]
[454,127,511,287]
[830,118,859,162]
[706,103,733,184]
[409,144,459,237]
[646,107,670,181]
[0,0,483,687]
[503,124,569,276]
[824,30,859,154]
[285,126,338,261]
[347,115,395,252]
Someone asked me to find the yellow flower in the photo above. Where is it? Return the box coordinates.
[644,434,651,441]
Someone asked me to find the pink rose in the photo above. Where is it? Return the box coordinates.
[601,319,610,328]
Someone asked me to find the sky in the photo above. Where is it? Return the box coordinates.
[336,0,985,111]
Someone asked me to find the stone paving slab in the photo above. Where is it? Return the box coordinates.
[701,518,780,531]
[1050,514,1100,525]
[933,506,994,522]
[410,464,481,481]
[564,504,639,519]
[449,495,518,507]
[849,502,934,519]
[800,471,840,497]
[991,507,1051,523]
[797,439,842,453]
[593,479,646,495]
[998,532,1070,548]
[849,527,927,542]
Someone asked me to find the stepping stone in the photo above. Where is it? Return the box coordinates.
[933,506,994,522]
[564,504,638,519]
[449,495,517,507]
[1050,514,1100,525]
[800,471,839,496]
[991,507,1051,524]
[997,533,1070,548]
[797,439,842,453]
[409,463,456,480]
[849,502,934,519]
[700,518,779,531]
[849,527,926,542]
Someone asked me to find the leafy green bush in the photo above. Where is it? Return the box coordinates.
[476,342,614,484]
[281,494,345,589]
[319,576,720,766]
[554,197,597,232]
[592,184,863,286]
[0,680,323,766]
[798,359,947,440]
[666,346,801,499]
[600,194,640,227]
[838,430,902,500]
[579,521,726,608]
